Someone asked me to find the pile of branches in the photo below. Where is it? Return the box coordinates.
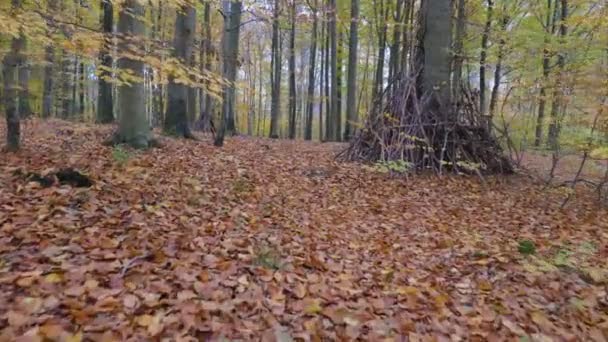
[340,75,513,175]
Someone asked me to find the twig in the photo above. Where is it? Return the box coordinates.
[120,252,153,278]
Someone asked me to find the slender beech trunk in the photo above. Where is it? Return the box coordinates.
[452,0,466,100]
[305,0,319,140]
[269,0,282,138]
[42,0,59,118]
[324,11,331,140]
[547,0,568,149]
[534,0,556,147]
[489,10,509,121]
[288,1,297,139]
[328,0,339,141]
[164,3,196,138]
[3,0,25,151]
[319,12,326,141]
[373,0,388,107]
[215,0,242,146]
[198,1,214,132]
[345,0,360,140]
[388,0,404,87]
[479,0,493,116]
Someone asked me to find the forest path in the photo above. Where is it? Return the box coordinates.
[0,120,607,340]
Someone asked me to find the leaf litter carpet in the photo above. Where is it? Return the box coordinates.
[1,120,607,341]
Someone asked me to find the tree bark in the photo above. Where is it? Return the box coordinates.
[164,3,196,138]
[452,0,466,100]
[215,0,243,146]
[42,0,59,118]
[3,0,25,151]
[418,0,453,120]
[479,0,493,116]
[547,0,568,149]
[328,0,339,141]
[304,0,318,140]
[113,0,153,148]
[197,0,214,132]
[288,0,297,139]
[489,9,509,122]
[269,0,282,138]
[372,0,388,108]
[534,0,556,147]
[345,0,360,140]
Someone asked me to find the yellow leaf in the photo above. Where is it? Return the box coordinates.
[397,286,419,296]
[44,273,63,284]
[478,280,493,292]
[136,314,153,327]
[304,299,323,314]
[65,332,83,342]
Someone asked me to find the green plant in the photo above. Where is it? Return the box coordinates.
[111,145,131,165]
[518,240,536,255]
[253,246,282,270]
[232,177,254,194]
[367,160,412,174]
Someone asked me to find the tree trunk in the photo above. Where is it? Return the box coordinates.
[319,13,326,141]
[547,0,568,149]
[489,10,508,122]
[452,0,466,99]
[418,0,453,119]
[288,0,297,139]
[479,0,493,116]
[97,0,114,124]
[164,3,196,138]
[42,0,59,118]
[113,0,153,148]
[324,12,331,140]
[534,0,556,147]
[3,0,25,151]
[328,0,339,141]
[215,0,243,146]
[345,0,360,140]
[197,1,214,132]
[372,0,388,107]
[269,0,282,139]
[388,0,404,87]
[304,0,318,140]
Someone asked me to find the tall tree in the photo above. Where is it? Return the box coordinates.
[288,0,297,139]
[164,2,197,138]
[215,0,243,146]
[479,0,493,115]
[372,0,389,107]
[269,0,282,138]
[42,0,59,118]
[304,0,318,141]
[97,0,114,123]
[111,0,153,148]
[3,0,26,151]
[417,0,453,118]
[547,0,568,149]
[489,4,509,121]
[535,0,556,147]
[345,0,360,140]
[452,0,466,99]
[197,0,214,132]
[328,0,339,141]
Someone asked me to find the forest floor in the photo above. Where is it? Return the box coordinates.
[1,119,608,341]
